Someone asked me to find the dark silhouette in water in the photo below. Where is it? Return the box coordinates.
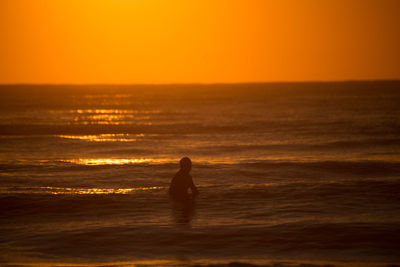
[169,157,198,225]
[169,157,199,201]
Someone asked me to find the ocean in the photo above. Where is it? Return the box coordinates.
[0,82,400,266]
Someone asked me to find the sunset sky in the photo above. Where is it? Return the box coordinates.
[1,0,399,84]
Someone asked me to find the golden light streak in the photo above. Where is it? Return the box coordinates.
[66,109,154,125]
[0,186,164,195]
[71,109,160,114]
[57,134,137,142]
[73,109,131,114]
[64,158,151,165]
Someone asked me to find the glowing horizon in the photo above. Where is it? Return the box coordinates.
[1,0,399,84]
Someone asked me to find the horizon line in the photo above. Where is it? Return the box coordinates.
[0,79,399,86]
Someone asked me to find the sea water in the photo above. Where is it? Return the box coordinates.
[0,82,400,266]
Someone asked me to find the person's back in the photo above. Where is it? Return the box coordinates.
[169,157,198,200]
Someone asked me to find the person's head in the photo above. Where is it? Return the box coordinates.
[179,157,192,173]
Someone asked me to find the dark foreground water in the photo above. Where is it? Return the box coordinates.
[0,82,400,266]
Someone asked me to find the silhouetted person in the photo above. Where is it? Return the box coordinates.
[169,157,198,201]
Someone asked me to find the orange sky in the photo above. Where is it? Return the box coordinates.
[1,0,399,84]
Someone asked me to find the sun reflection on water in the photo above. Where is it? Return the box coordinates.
[57,134,137,142]
[49,186,163,195]
[0,186,164,195]
[71,109,160,114]
[64,158,151,165]
[74,109,131,114]
[67,109,155,125]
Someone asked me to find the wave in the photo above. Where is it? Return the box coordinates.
[2,120,400,136]
[195,138,400,151]
[2,219,400,262]
[0,260,368,267]
[2,159,400,179]
[2,177,399,214]
[236,160,400,177]
[0,185,166,195]
[2,180,399,263]
[0,123,259,135]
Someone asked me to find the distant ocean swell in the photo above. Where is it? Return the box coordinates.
[1,160,400,176]
[1,176,399,207]
[1,121,400,135]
